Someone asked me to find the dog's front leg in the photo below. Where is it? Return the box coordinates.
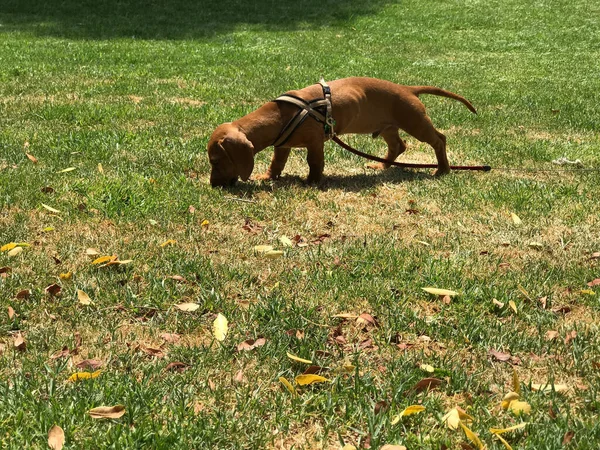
[306,142,325,185]
[254,147,291,181]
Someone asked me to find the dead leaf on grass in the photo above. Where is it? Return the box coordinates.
[295,374,329,385]
[164,361,189,373]
[489,348,512,362]
[459,421,485,450]
[26,153,38,164]
[85,248,100,256]
[380,445,406,450]
[8,306,15,320]
[237,337,266,352]
[159,239,177,247]
[287,352,312,364]
[77,289,93,305]
[59,272,72,280]
[390,405,425,424]
[68,370,101,382]
[88,405,126,419]
[510,213,522,225]
[47,425,65,450]
[279,376,297,396]
[587,278,600,287]
[8,246,23,257]
[91,255,117,265]
[175,302,200,312]
[490,423,528,434]
[356,312,378,327]
[531,383,569,394]
[45,283,62,296]
[139,344,165,358]
[564,330,577,345]
[41,203,61,214]
[76,359,103,370]
[234,369,245,383]
[212,313,228,342]
[562,431,575,445]
[160,333,181,343]
[14,334,26,351]
[412,377,443,392]
[422,287,458,297]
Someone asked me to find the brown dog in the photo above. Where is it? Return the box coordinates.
[207,77,476,187]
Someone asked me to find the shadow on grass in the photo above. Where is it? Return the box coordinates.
[224,168,433,194]
[1,0,392,40]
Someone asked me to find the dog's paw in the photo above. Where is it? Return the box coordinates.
[366,162,387,171]
[433,167,451,177]
[252,172,275,181]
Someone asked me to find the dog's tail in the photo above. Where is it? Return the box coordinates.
[409,86,477,114]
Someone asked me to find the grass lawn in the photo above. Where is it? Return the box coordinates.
[1,0,599,448]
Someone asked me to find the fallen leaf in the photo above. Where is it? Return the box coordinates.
[160,333,181,343]
[356,313,377,326]
[591,252,600,260]
[166,275,187,282]
[380,446,407,450]
[279,377,297,396]
[302,365,325,375]
[264,250,284,259]
[139,344,165,358]
[98,163,104,173]
[509,400,531,415]
[413,377,443,392]
[564,330,577,345]
[493,298,505,308]
[50,347,70,360]
[508,300,517,314]
[459,421,485,450]
[253,245,274,254]
[493,433,513,450]
[237,337,266,352]
[174,302,200,312]
[8,306,15,320]
[41,203,61,213]
[295,374,329,385]
[91,255,117,265]
[14,334,26,351]
[1,243,17,252]
[587,278,600,287]
[490,423,528,434]
[422,287,458,296]
[287,352,312,364]
[57,167,76,173]
[68,370,101,382]
[47,425,65,450]
[59,272,72,280]
[45,283,62,296]
[201,220,209,228]
[545,330,559,341]
[76,359,103,370]
[528,241,543,249]
[489,348,512,362]
[160,239,177,247]
[41,186,55,193]
[16,289,31,299]
[531,383,569,394]
[234,369,245,383]
[391,404,426,424]
[578,289,595,296]
[501,392,521,410]
[77,289,93,305]
[420,364,435,373]
[333,313,359,319]
[8,246,23,257]
[100,259,132,267]
[88,405,126,419]
[212,313,228,341]
[26,153,38,164]
[512,367,521,395]
[279,236,293,247]
[164,361,189,372]
[562,431,575,445]
[374,400,389,415]
[85,248,100,256]
[510,213,522,225]
[538,296,548,309]
[442,407,474,430]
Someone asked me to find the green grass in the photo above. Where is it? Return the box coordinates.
[1,0,600,448]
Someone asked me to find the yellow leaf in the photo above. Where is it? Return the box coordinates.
[279,236,293,247]
[201,220,210,228]
[174,302,200,312]
[380,446,407,450]
[509,400,531,415]
[494,433,513,450]
[59,272,72,280]
[98,163,104,174]
[8,246,23,257]
[100,259,133,267]
[422,287,458,296]
[510,213,522,225]
[68,370,101,382]
[517,284,531,300]
[512,367,521,395]
[1,243,17,252]
[295,374,329,385]
[420,364,435,373]
[501,391,520,410]
[279,376,297,396]
[286,352,312,364]
[43,227,55,232]
[254,245,274,254]
[579,289,595,296]
[88,405,125,419]
[57,167,76,173]
[508,300,517,314]
[442,408,461,430]
[490,423,528,434]
[160,239,177,247]
[264,250,284,259]
[531,383,569,394]
[459,421,485,450]
[47,425,65,450]
[212,313,228,341]
[395,405,426,420]
[91,255,116,265]
[15,242,31,247]
[41,204,61,213]
[77,289,93,305]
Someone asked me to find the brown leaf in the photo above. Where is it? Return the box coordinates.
[590,252,600,260]
[587,278,600,287]
[358,338,374,350]
[166,275,187,283]
[234,369,245,383]
[538,296,548,309]
[548,402,558,419]
[374,400,389,415]
[47,425,65,450]
[52,255,62,265]
[50,346,71,360]
[188,205,196,214]
[302,365,326,375]
[564,330,577,345]
[8,306,15,320]
[0,266,11,277]
[45,283,62,296]
[312,233,331,245]
[413,377,443,392]
[545,330,559,341]
[160,333,181,343]
[405,208,420,215]
[237,337,266,352]
[562,431,575,445]
[552,305,572,314]
[16,289,31,299]
[14,334,26,351]
[242,218,263,234]
[397,342,415,351]
[357,313,377,327]
[88,405,126,419]
[442,295,452,305]
[26,153,38,164]
[41,186,55,193]
[139,344,165,358]
[164,361,189,372]
[489,348,512,362]
[76,359,103,370]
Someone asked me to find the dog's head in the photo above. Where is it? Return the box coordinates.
[207,124,255,188]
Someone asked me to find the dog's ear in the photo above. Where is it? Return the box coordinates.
[219,132,255,181]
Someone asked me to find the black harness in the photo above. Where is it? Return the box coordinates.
[272,80,335,147]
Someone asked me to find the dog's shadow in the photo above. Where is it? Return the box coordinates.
[226,168,433,196]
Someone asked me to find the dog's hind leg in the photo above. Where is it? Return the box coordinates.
[254,146,291,180]
[367,127,407,170]
[402,116,450,176]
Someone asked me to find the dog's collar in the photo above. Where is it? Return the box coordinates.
[271,80,336,148]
